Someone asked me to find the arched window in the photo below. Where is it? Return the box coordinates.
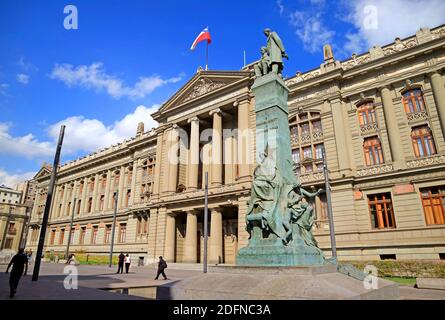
[411,125,436,157]
[402,88,426,114]
[363,136,384,166]
[357,102,376,125]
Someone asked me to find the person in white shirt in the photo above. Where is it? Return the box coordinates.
[125,254,131,273]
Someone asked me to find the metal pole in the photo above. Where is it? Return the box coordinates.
[1,206,13,250]
[32,125,65,281]
[65,197,76,260]
[322,146,337,261]
[108,192,118,268]
[205,42,208,71]
[203,172,208,273]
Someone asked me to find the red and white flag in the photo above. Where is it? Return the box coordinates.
[190,27,211,50]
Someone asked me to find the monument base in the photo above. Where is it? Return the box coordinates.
[237,241,325,266]
[156,265,399,300]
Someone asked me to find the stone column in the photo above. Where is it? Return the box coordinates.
[80,177,88,214]
[209,208,223,264]
[183,211,198,263]
[236,99,251,181]
[153,129,164,196]
[380,86,405,167]
[210,109,223,186]
[103,170,112,211]
[168,125,179,193]
[118,166,126,208]
[92,174,100,213]
[330,98,352,172]
[429,71,445,136]
[129,161,138,206]
[187,117,200,190]
[164,213,176,262]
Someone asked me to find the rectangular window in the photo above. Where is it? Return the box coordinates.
[91,226,98,244]
[125,190,131,207]
[312,120,322,133]
[79,227,86,244]
[136,218,142,236]
[143,217,148,234]
[118,223,127,243]
[314,144,324,160]
[363,137,384,166]
[99,195,105,211]
[87,197,93,213]
[292,149,301,163]
[104,225,111,244]
[368,193,396,229]
[303,146,312,159]
[421,186,445,225]
[411,126,436,157]
[301,123,310,135]
[70,229,75,244]
[59,229,65,245]
[7,222,15,233]
[76,200,81,215]
[67,202,71,215]
[50,230,56,245]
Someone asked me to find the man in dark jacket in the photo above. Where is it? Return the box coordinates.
[6,248,28,298]
[117,252,125,274]
[155,256,168,280]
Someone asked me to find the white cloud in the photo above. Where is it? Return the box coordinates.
[0,123,53,158]
[0,169,35,189]
[289,11,335,53]
[50,62,183,99]
[344,0,445,53]
[46,104,159,154]
[17,73,30,84]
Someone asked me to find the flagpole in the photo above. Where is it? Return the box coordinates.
[205,41,209,71]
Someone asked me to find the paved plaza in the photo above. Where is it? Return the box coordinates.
[0,262,444,300]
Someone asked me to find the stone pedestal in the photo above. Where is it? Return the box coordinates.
[156,265,400,300]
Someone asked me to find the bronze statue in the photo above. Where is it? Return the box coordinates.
[254,28,288,78]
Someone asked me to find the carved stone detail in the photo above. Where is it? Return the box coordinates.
[356,164,394,177]
[406,110,429,124]
[360,122,379,135]
[182,77,225,103]
[406,155,445,168]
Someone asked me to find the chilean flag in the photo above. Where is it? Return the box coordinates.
[190,27,212,50]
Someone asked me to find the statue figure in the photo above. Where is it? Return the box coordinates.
[286,184,323,248]
[254,28,288,78]
[246,150,286,240]
[254,46,271,77]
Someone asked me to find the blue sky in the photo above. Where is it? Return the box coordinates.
[1,0,444,187]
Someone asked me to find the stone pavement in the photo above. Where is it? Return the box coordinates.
[0,262,201,300]
[1,262,444,300]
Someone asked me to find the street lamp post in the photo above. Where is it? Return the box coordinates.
[108,191,118,268]
[322,146,337,261]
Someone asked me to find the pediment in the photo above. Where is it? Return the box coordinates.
[159,70,251,113]
[33,165,52,180]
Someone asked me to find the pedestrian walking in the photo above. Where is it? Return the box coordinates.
[154,256,168,280]
[117,252,125,274]
[5,248,28,298]
[125,254,131,273]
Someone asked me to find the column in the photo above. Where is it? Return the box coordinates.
[129,161,138,206]
[210,109,223,186]
[429,71,445,136]
[103,170,112,211]
[51,186,60,219]
[209,208,223,264]
[187,117,200,190]
[80,177,88,214]
[69,181,77,217]
[236,99,251,181]
[153,129,164,196]
[61,184,68,218]
[168,125,179,193]
[92,173,100,213]
[118,166,126,208]
[164,213,176,262]
[183,211,198,263]
[330,98,352,172]
[380,86,404,167]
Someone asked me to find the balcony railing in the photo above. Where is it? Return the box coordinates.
[360,122,379,135]
[406,110,428,124]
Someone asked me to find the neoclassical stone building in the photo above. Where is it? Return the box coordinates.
[27,25,445,263]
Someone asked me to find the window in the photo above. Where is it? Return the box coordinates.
[363,137,384,166]
[104,225,111,244]
[143,217,148,234]
[290,126,299,145]
[118,223,127,243]
[314,144,324,160]
[402,89,426,114]
[70,229,75,244]
[312,119,322,133]
[87,197,93,213]
[303,146,312,159]
[7,222,15,233]
[357,102,376,125]
[421,186,445,225]
[125,190,131,207]
[99,195,105,211]
[79,182,84,195]
[368,193,396,229]
[58,203,62,216]
[91,226,98,244]
[411,126,436,157]
[301,123,310,135]
[59,229,65,245]
[304,164,313,173]
[79,227,86,244]
[76,200,81,215]
[292,149,301,163]
[50,230,56,245]
[67,202,71,215]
